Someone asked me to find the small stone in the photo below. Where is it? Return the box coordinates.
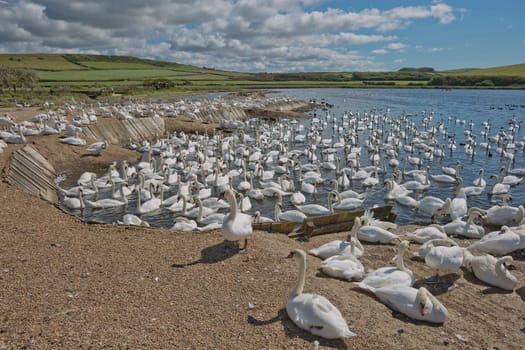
[397,329,404,335]
[248,303,256,309]
[455,333,467,342]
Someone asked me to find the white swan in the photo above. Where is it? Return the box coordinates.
[423,243,468,280]
[332,191,364,211]
[357,240,415,290]
[63,188,85,209]
[137,185,163,214]
[286,249,356,339]
[406,224,447,244]
[320,254,365,281]
[275,203,307,223]
[357,216,398,244]
[86,140,108,156]
[488,175,510,195]
[481,204,524,226]
[467,226,521,255]
[443,208,485,238]
[463,254,517,291]
[308,218,363,259]
[220,188,253,250]
[361,209,397,231]
[171,216,198,231]
[412,238,458,260]
[118,214,150,227]
[366,285,448,324]
[85,186,127,208]
[294,191,334,215]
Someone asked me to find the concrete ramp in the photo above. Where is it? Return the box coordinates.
[4,145,57,203]
[81,117,165,145]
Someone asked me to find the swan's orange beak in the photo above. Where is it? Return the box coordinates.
[419,304,426,316]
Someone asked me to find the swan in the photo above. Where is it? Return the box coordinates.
[357,240,415,290]
[220,188,253,250]
[331,191,364,211]
[308,218,363,259]
[467,226,521,255]
[171,216,198,231]
[463,254,517,291]
[361,209,397,231]
[412,238,458,260]
[423,242,469,281]
[286,249,356,339]
[167,193,195,213]
[137,185,163,214]
[440,186,468,221]
[320,254,365,281]
[294,191,334,216]
[63,188,85,210]
[383,179,411,200]
[414,195,446,217]
[275,203,307,223]
[184,198,216,219]
[85,186,127,208]
[365,285,448,324]
[118,214,150,227]
[488,175,510,195]
[329,180,365,200]
[59,135,87,146]
[357,216,399,244]
[443,208,485,238]
[472,168,486,187]
[406,224,447,244]
[86,140,108,156]
[481,204,524,226]
[290,190,306,205]
[252,210,274,224]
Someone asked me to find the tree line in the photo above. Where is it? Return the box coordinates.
[0,67,39,92]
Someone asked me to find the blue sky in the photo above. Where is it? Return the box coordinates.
[0,0,523,72]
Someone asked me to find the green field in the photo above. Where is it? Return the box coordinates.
[0,53,524,102]
[450,63,525,78]
[0,54,86,71]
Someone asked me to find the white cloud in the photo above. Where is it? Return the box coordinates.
[372,49,388,55]
[386,42,407,50]
[393,58,406,63]
[429,47,444,52]
[0,1,459,72]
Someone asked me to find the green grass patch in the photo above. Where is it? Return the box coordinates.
[0,54,86,71]
[37,69,196,81]
[78,61,164,70]
[447,63,525,78]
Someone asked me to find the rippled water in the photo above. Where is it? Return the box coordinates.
[62,88,525,228]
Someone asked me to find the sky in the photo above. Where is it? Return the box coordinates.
[0,0,523,73]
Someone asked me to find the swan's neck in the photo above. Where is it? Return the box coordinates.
[225,190,238,220]
[395,247,413,277]
[274,204,281,222]
[290,254,306,298]
[120,186,128,204]
[197,199,204,221]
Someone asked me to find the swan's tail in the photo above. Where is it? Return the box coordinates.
[355,281,376,292]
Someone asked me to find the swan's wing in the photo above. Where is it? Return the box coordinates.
[291,294,348,331]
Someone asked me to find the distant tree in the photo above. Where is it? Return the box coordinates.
[0,67,39,92]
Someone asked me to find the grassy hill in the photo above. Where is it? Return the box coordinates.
[443,63,525,78]
[0,53,524,101]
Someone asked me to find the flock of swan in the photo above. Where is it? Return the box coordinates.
[3,92,524,341]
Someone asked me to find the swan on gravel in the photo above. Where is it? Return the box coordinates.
[286,249,356,339]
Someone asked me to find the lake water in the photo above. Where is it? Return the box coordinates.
[62,88,525,228]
